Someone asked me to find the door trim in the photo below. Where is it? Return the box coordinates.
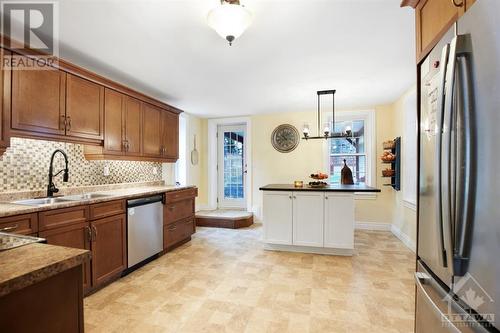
[208,117,252,211]
[217,124,247,209]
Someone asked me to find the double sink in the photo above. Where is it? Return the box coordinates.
[13,193,112,207]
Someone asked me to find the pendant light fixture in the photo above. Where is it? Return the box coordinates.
[207,0,253,46]
[302,90,351,140]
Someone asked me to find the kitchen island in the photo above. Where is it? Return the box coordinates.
[0,237,90,333]
[260,184,380,255]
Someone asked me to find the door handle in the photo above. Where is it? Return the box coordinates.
[60,115,67,131]
[91,225,98,241]
[450,34,474,276]
[435,43,450,269]
[66,116,72,131]
[86,226,92,242]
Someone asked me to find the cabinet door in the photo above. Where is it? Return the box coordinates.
[11,57,66,135]
[263,191,293,245]
[292,192,324,247]
[324,193,354,249]
[0,49,11,153]
[142,103,162,157]
[40,222,92,293]
[103,88,124,154]
[91,214,126,287]
[65,74,104,140]
[160,110,179,159]
[124,97,142,156]
[416,0,461,60]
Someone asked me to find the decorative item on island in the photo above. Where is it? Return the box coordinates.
[309,172,329,187]
[340,159,354,185]
[381,137,401,190]
[294,180,304,188]
[271,124,300,153]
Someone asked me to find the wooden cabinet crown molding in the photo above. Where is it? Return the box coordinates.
[400,0,421,8]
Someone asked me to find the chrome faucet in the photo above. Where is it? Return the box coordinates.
[47,149,69,197]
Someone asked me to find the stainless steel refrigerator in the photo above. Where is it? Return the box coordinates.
[417,0,499,332]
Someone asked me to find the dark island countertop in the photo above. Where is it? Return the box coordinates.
[259,184,381,192]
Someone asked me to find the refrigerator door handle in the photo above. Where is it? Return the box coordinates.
[436,43,451,268]
[452,34,475,276]
[442,36,459,278]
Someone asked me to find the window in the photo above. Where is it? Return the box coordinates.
[326,111,375,186]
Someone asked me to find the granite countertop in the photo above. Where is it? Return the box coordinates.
[0,184,196,218]
[259,184,381,192]
[0,242,90,297]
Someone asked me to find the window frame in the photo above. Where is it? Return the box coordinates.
[323,110,376,188]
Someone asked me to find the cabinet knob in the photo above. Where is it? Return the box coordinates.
[325,196,328,200]
[289,196,292,199]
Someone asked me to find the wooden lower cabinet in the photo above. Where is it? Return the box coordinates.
[0,213,38,235]
[39,222,92,293]
[90,214,127,287]
[164,217,194,250]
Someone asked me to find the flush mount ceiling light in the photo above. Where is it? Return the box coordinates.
[207,0,253,46]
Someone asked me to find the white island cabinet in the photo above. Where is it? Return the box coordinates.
[261,183,380,256]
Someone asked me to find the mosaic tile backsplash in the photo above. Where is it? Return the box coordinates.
[0,138,163,192]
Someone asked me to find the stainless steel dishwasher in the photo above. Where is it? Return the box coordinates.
[127,195,163,268]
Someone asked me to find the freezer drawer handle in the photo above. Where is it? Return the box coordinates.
[414,272,459,331]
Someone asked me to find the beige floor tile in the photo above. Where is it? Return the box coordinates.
[85,225,415,333]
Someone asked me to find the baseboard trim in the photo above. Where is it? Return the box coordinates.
[264,243,354,256]
[390,224,416,253]
[355,222,391,231]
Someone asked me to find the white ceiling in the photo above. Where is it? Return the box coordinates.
[55,0,415,117]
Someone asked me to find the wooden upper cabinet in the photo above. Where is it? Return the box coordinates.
[65,74,104,140]
[11,57,66,136]
[123,97,142,156]
[142,103,162,158]
[0,49,11,154]
[103,88,124,155]
[410,0,475,62]
[161,110,179,160]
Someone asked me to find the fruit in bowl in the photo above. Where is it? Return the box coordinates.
[309,181,328,187]
[310,172,329,180]
[381,151,396,162]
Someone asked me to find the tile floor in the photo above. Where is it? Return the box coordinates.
[84,225,416,333]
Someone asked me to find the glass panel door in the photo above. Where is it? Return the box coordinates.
[217,124,246,208]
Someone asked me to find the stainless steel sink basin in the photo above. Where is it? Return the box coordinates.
[13,197,74,206]
[62,193,112,201]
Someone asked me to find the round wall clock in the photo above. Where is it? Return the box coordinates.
[271,124,300,153]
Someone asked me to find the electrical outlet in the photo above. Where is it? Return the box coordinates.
[103,165,110,177]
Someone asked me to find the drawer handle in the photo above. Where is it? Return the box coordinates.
[0,224,19,232]
[168,225,177,231]
[169,205,175,210]
[451,0,463,7]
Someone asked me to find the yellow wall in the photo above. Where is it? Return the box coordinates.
[391,87,417,246]
[184,114,209,208]
[251,107,397,226]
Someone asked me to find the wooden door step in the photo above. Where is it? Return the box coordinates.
[195,210,253,229]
